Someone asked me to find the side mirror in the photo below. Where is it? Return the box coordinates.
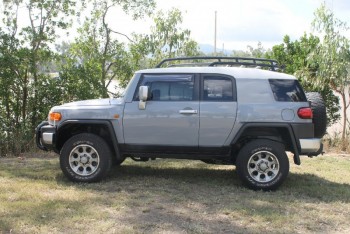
[138,86,148,110]
[139,86,148,101]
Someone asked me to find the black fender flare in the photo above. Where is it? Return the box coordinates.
[57,120,122,160]
[231,123,301,165]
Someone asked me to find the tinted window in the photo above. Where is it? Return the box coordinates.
[269,79,307,102]
[135,74,194,101]
[203,76,233,101]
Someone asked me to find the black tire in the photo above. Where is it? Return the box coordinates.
[60,133,112,182]
[113,157,125,166]
[236,140,289,191]
[305,92,327,138]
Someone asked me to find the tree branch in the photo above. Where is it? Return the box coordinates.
[105,70,118,89]
[10,4,19,38]
[105,62,116,74]
[346,90,350,109]
[110,29,134,43]
[102,3,113,58]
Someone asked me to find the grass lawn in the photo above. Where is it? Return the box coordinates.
[0,153,350,233]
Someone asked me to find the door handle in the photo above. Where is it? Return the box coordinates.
[179,109,198,114]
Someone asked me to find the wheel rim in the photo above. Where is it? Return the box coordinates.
[247,151,280,183]
[68,144,100,176]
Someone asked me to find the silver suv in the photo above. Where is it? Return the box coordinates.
[36,57,326,190]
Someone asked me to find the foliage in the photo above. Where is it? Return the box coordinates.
[309,4,350,140]
[60,6,200,91]
[0,0,77,155]
[132,8,201,68]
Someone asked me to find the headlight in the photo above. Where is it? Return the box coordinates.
[49,112,62,121]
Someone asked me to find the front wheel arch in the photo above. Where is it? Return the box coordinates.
[56,120,122,163]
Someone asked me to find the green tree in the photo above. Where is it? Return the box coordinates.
[310,4,350,140]
[58,0,156,97]
[0,32,30,154]
[0,0,77,155]
[267,35,320,74]
[19,0,77,127]
[132,8,200,68]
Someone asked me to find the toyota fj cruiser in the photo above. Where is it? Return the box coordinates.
[36,57,326,190]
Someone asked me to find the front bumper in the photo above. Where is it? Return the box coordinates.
[35,121,56,151]
[300,138,323,156]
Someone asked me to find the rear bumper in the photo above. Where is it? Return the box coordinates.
[299,138,323,156]
[35,121,56,151]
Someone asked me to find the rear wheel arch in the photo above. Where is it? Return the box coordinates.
[231,124,300,164]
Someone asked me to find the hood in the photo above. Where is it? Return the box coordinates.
[62,98,111,107]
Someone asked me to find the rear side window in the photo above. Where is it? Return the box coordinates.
[269,79,307,102]
[203,76,234,101]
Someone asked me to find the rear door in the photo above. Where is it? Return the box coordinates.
[123,73,200,146]
[199,74,237,146]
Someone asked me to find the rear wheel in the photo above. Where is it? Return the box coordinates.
[236,139,289,191]
[60,133,112,182]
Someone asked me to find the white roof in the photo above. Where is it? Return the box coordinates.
[136,67,296,80]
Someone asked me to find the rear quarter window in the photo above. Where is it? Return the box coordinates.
[269,79,307,102]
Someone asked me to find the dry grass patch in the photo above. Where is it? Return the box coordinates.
[0,153,350,233]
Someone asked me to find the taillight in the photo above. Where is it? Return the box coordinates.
[297,107,313,119]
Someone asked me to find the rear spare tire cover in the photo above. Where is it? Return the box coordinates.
[305,92,327,138]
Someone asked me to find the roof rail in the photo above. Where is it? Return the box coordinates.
[155,56,281,71]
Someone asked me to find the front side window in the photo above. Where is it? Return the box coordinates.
[203,76,234,101]
[135,74,194,101]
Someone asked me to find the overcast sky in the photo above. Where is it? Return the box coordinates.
[107,0,350,51]
[5,0,350,52]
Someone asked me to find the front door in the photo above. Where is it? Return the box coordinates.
[123,73,199,146]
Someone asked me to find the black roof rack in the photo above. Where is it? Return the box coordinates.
[155,56,281,71]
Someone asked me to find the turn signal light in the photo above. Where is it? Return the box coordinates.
[49,112,62,121]
[297,107,313,119]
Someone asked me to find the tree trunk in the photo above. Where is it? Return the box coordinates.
[30,53,38,130]
[340,92,347,150]
[22,70,28,122]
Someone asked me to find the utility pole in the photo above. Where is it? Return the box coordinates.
[214,11,217,55]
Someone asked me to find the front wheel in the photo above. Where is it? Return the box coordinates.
[60,133,112,182]
[236,140,289,191]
